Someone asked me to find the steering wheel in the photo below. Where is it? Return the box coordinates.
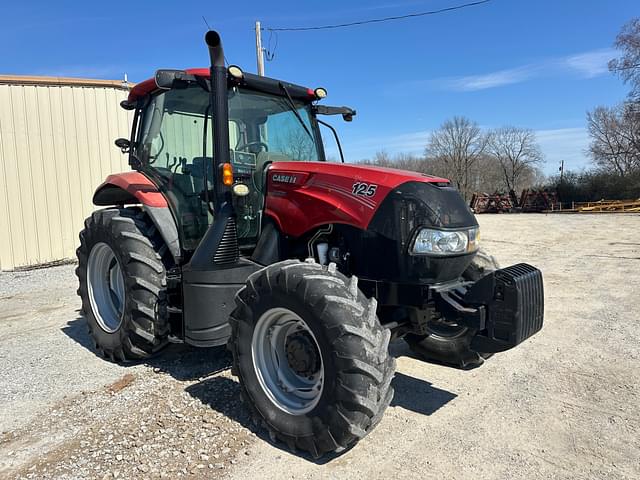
[235,141,269,153]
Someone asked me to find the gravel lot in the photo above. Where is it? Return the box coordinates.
[1,213,639,479]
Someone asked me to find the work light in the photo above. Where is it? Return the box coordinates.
[314,87,327,99]
[228,65,244,80]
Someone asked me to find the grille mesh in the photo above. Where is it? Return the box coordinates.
[213,218,239,265]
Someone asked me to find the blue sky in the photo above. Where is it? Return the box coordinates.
[1,0,636,174]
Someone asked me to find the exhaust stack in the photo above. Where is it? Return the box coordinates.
[205,30,225,69]
[204,30,231,207]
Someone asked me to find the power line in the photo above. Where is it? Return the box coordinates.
[263,0,491,32]
[265,30,278,61]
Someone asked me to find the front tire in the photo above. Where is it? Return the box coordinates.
[76,208,172,361]
[405,249,499,368]
[229,260,395,458]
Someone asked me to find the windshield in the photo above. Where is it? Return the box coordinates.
[228,87,322,162]
[137,86,323,167]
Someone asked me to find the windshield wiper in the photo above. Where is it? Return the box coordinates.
[278,82,315,142]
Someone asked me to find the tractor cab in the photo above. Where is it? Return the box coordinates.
[125,67,346,257]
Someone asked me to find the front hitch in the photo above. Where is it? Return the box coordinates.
[432,264,544,353]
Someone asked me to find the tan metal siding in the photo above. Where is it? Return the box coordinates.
[0,82,132,270]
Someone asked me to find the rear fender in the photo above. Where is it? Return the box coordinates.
[93,172,167,208]
[93,172,181,263]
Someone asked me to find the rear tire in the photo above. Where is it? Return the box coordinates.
[404,249,499,368]
[229,260,395,458]
[76,208,172,361]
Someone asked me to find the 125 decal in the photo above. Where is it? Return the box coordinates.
[352,182,378,197]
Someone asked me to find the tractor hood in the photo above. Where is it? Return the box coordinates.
[269,161,449,186]
[263,161,465,238]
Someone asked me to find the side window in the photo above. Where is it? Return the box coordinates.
[138,89,212,170]
[138,91,243,170]
[137,87,213,251]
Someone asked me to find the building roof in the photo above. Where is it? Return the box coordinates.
[0,74,133,90]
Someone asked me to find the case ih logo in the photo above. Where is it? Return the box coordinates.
[272,174,298,184]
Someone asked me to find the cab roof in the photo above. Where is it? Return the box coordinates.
[128,67,317,104]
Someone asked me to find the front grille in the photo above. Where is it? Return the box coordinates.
[491,263,544,346]
[213,218,239,265]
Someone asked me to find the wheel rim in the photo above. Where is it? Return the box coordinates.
[426,322,468,339]
[87,242,125,333]
[251,308,324,415]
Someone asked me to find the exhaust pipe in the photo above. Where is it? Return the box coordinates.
[188,30,239,269]
[204,30,231,208]
[205,30,225,69]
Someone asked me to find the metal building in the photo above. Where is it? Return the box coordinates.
[0,75,133,270]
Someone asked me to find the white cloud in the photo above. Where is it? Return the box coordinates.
[565,48,615,78]
[440,48,615,91]
[446,65,539,91]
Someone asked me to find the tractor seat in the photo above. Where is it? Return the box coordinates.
[188,157,214,182]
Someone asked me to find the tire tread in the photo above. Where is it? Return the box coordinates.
[76,207,172,362]
[229,260,394,458]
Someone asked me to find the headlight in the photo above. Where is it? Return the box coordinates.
[411,227,480,256]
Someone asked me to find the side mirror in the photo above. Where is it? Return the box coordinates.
[313,105,357,122]
[119,99,136,111]
[115,138,131,153]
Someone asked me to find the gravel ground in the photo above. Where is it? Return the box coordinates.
[1,213,639,479]
[0,266,255,479]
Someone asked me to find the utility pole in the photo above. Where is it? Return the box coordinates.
[558,159,565,206]
[255,21,265,76]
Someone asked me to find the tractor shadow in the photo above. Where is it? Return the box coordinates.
[64,315,457,463]
[62,313,232,381]
[388,340,458,416]
[184,339,457,464]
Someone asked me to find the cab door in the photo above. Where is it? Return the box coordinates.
[136,86,214,252]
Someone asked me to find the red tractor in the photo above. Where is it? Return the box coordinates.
[76,31,544,457]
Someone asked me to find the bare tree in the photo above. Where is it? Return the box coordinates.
[360,122,544,196]
[372,150,394,167]
[424,116,488,199]
[487,127,544,193]
[609,17,640,99]
[587,104,640,176]
[520,166,547,189]
[466,154,506,192]
[394,152,425,172]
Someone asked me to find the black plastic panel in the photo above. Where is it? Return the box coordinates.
[470,263,544,353]
[346,181,478,284]
[182,283,238,347]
